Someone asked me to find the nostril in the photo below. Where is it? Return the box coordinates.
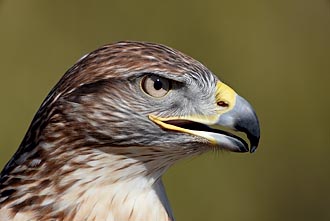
[217,101,229,107]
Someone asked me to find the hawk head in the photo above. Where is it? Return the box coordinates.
[0,41,260,221]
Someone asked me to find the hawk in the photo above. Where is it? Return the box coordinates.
[0,41,260,221]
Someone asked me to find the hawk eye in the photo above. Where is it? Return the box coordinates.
[141,75,171,97]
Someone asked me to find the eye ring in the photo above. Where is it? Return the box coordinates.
[141,75,172,98]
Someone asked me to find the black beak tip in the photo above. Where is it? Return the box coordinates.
[249,136,260,153]
[250,145,258,153]
[235,124,260,153]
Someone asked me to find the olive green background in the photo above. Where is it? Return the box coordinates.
[0,0,329,220]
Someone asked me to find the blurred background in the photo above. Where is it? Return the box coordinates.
[0,0,329,220]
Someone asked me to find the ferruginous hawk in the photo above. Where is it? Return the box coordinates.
[0,41,260,221]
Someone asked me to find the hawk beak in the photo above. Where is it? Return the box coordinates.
[216,94,260,153]
[149,82,260,153]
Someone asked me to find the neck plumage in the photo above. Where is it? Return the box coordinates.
[52,149,175,221]
[1,146,175,221]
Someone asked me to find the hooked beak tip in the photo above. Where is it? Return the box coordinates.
[218,95,260,153]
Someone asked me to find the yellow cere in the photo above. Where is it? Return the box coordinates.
[216,81,237,113]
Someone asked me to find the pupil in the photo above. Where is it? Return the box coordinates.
[154,79,162,90]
